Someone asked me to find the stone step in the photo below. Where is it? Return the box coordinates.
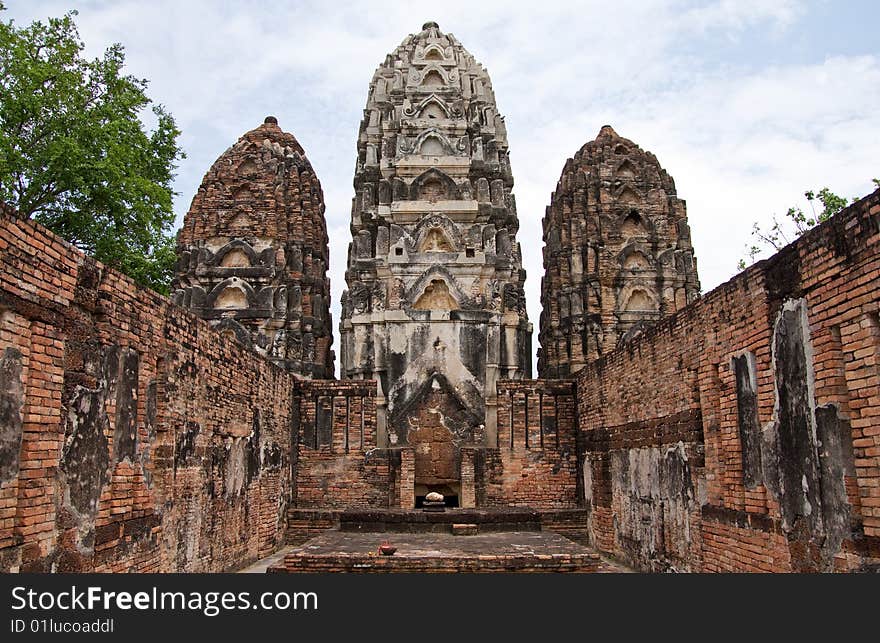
[337,508,543,533]
[452,523,478,535]
[285,509,341,545]
[284,507,593,544]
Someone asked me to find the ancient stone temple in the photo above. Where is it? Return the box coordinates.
[172,117,334,378]
[4,19,879,576]
[537,125,701,378]
[339,21,532,490]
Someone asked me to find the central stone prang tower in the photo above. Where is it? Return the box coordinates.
[340,22,532,463]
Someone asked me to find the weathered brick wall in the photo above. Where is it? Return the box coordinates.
[484,380,581,509]
[293,380,411,509]
[292,378,582,512]
[0,212,295,572]
[577,188,880,572]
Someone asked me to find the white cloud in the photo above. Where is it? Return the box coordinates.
[6,0,878,375]
[678,0,801,33]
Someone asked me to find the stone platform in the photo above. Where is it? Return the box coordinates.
[287,507,592,543]
[268,531,608,573]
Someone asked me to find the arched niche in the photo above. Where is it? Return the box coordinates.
[413,279,458,310]
[207,278,257,310]
[420,102,446,120]
[621,212,648,238]
[419,136,445,156]
[228,211,251,228]
[622,251,651,270]
[220,248,250,268]
[616,159,637,179]
[212,240,259,267]
[420,177,447,201]
[237,158,258,175]
[616,186,641,205]
[409,168,459,201]
[214,286,248,309]
[232,186,252,203]
[419,228,454,252]
[406,266,467,309]
[421,69,445,87]
[623,289,657,312]
[412,213,462,251]
[411,129,455,158]
[215,318,254,348]
[405,94,454,119]
[424,45,446,61]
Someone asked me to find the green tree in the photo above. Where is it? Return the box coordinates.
[0,9,184,294]
[737,180,879,271]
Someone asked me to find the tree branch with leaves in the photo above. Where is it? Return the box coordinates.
[0,9,184,294]
[737,180,879,271]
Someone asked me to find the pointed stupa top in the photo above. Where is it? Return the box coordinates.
[562,124,673,193]
[177,116,324,248]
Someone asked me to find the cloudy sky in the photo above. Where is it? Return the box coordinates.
[6,1,879,375]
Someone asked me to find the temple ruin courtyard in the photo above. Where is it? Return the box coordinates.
[1,21,878,574]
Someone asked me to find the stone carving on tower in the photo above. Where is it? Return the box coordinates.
[340,22,532,468]
[172,116,334,379]
[538,125,700,378]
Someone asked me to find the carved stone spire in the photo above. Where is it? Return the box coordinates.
[339,23,531,466]
[538,126,700,378]
[172,117,334,378]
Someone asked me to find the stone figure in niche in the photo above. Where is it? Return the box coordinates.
[398,136,413,154]
[288,332,303,360]
[390,278,405,308]
[378,181,391,204]
[421,70,445,87]
[503,283,524,314]
[413,279,458,310]
[349,282,371,314]
[383,137,396,159]
[624,289,654,312]
[268,329,285,358]
[487,280,503,311]
[419,178,447,201]
[421,227,453,252]
[371,283,386,313]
